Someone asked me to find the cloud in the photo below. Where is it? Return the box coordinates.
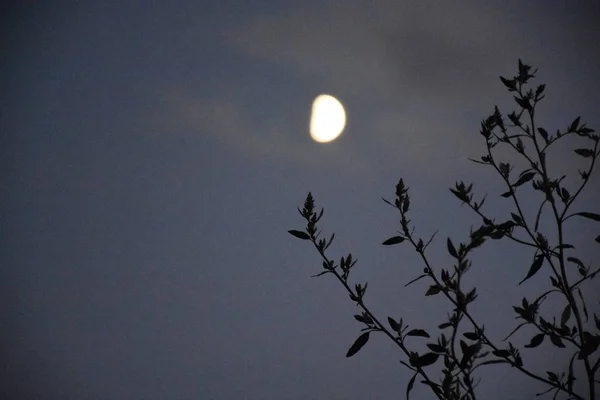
[150,84,377,177]
[226,1,521,99]
[149,1,597,183]
[218,2,529,169]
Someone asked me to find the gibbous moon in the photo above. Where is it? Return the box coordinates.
[309,94,346,143]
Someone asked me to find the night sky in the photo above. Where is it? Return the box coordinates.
[2,2,600,399]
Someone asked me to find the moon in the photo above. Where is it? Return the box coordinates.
[309,94,346,143]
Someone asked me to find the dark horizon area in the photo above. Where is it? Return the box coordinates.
[2,2,600,399]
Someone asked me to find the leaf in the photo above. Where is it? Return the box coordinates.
[499,76,515,90]
[501,191,512,198]
[514,96,531,110]
[535,84,546,97]
[560,187,571,202]
[411,352,439,368]
[382,236,406,245]
[567,256,585,270]
[427,343,446,353]
[573,212,600,222]
[556,243,574,250]
[406,373,416,400]
[595,314,600,331]
[579,334,600,359]
[492,349,511,358]
[513,172,536,187]
[480,359,510,366]
[425,285,442,296]
[511,212,523,224]
[288,230,310,240]
[447,238,458,258]
[388,317,400,332]
[404,273,428,287]
[459,343,479,368]
[574,149,594,158]
[550,335,565,348]
[524,333,545,348]
[569,116,581,132]
[406,329,430,338]
[346,332,370,357]
[538,127,549,141]
[354,314,373,325]
[561,305,572,327]
[463,332,479,341]
[519,254,545,285]
[596,235,600,243]
[514,353,523,367]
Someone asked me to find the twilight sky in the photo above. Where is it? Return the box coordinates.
[2,1,600,399]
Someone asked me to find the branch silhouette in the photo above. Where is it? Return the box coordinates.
[289,60,600,400]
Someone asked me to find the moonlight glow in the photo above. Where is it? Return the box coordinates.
[309,94,346,143]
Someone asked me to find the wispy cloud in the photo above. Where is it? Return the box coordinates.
[150,1,594,183]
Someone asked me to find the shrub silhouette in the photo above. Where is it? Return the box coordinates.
[289,60,600,400]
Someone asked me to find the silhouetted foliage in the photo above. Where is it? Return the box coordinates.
[289,60,600,400]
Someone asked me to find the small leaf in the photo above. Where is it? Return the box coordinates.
[574,149,594,158]
[579,334,600,359]
[561,305,572,326]
[560,187,571,202]
[425,285,442,296]
[346,332,370,357]
[567,256,585,270]
[556,244,574,250]
[406,329,430,338]
[492,349,511,358]
[427,343,446,353]
[288,230,310,240]
[513,172,536,187]
[594,314,600,331]
[519,254,545,285]
[573,212,600,222]
[480,359,510,366]
[388,317,400,332]
[404,273,428,287]
[596,235,600,243]
[411,352,439,368]
[500,76,515,90]
[511,212,523,224]
[569,116,581,132]
[501,191,512,198]
[538,127,549,141]
[463,332,478,341]
[406,373,417,400]
[514,355,523,367]
[459,343,479,368]
[514,96,531,110]
[550,335,565,348]
[524,333,545,348]
[354,314,373,325]
[535,84,546,97]
[382,236,406,245]
[447,238,458,258]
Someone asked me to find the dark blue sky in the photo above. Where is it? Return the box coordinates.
[2,1,600,399]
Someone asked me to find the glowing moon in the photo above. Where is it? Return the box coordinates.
[309,94,346,143]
